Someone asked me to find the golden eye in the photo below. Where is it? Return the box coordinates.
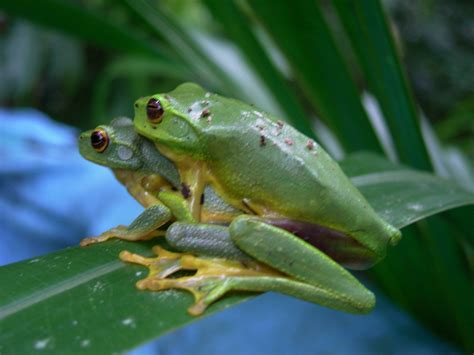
[90,129,109,153]
[146,98,164,123]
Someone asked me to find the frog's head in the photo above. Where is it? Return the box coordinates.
[78,117,145,170]
[133,83,206,158]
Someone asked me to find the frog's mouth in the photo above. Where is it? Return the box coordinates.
[264,219,379,270]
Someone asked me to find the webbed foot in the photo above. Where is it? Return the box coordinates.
[119,246,279,315]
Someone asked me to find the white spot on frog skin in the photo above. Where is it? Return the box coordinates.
[253,110,264,118]
[118,146,133,161]
[80,339,91,348]
[205,92,211,98]
[135,271,143,277]
[121,318,136,328]
[407,203,423,211]
[29,259,40,264]
[189,102,206,120]
[72,320,78,326]
[34,338,50,349]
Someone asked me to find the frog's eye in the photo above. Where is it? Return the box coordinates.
[146,98,164,123]
[90,129,109,153]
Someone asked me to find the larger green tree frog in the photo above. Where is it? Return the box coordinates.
[128,83,402,314]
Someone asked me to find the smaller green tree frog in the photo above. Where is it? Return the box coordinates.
[78,117,244,246]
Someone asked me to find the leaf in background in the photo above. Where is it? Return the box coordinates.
[1,153,473,354]
[341,152,474,228]
[92,56,193,123]
[333,0,432,171]
[0,0,172,60]
[245,1,383,153]
[330,3,473,349]
[202,0,316,139]
[117,0,241,96]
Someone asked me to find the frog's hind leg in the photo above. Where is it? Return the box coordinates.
[228,215,376,314]
[80,204,171,246]
[119,245,279,315]
[164,222,253,262]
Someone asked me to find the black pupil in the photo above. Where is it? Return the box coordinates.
[146,98,164,121]
[91,131,107,149]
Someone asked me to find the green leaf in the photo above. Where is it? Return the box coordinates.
[0,240,247,354]
[92,56,193,122]
[333,0,432,170]
[341,152,474,228]
[0,0,171,59]
[1,153,472,353]
[117,0,241,96]
[202,0,316,139]
[245,1,383,153]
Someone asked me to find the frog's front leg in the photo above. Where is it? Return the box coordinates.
[173,159,207,222]
[80,188,196,247]
[228,216,376,314]
[80,204,171,246]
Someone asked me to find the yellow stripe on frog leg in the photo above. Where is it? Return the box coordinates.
[187,274,375,316]
[155,144,209,222]
[177,160,208,222]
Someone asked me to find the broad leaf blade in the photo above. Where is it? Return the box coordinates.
[1,153,473,353]
[342,153,474,228]
[0,240,245,354]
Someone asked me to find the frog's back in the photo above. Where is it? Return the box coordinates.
[168,84,400,254]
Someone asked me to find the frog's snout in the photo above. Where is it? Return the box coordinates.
[78,131,90,142]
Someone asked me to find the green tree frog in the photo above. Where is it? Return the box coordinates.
[78,117,244,246]
[128,83,402,315]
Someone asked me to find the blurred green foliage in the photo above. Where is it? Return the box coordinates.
[0,0,472,352]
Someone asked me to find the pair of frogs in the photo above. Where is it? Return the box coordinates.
[78,83,401,316]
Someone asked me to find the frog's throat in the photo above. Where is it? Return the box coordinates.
[264,219,378,270]
[112,169,167,208]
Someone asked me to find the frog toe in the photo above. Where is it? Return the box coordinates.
[120,246,278,315]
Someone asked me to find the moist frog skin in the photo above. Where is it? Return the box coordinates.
[127,83,402,314]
